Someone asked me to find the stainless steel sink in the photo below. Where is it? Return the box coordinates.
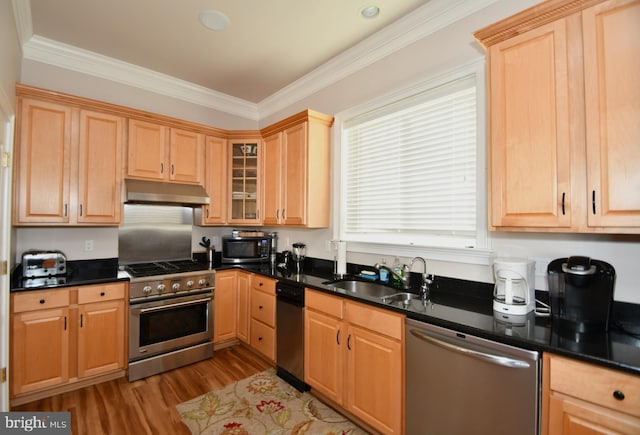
[381,292,421,305]
[323,279,398,299]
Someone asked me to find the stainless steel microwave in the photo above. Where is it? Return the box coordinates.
[221,235,271,264]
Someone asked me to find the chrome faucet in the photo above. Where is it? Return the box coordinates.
[374,262,411,289]
[410,257,434,300]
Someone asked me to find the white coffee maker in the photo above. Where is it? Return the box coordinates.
[493,258,536,316]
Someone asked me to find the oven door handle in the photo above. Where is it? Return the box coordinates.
[139,297,212,314]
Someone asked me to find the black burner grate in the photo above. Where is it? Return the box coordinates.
[125,259,208,277]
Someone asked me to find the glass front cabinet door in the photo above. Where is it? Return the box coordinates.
[229,140,261,224]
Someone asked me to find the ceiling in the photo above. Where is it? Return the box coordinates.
[26,0,432,104]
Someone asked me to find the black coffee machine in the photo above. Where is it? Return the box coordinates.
[547,256,615,333]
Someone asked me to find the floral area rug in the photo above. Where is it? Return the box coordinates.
[176,368,370,434]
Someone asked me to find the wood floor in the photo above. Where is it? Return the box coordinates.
[12,345,272,435]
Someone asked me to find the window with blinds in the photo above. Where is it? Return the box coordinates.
[342,74,478,248]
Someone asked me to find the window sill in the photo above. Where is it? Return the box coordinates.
[347,241,494,266]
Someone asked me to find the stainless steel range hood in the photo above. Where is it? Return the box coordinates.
[124,179,210,206]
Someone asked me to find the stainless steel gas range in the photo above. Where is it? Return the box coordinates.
[118,203,216,381]
[125,260,215,382]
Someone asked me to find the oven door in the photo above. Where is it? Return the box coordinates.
[129,291,213,361]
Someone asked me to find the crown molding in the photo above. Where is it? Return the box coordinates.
[257,0,499,118]
[22,36,260,121]
[15,0,497,121]
[11,0,31,47]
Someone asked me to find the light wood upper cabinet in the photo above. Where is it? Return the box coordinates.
[583,0,640,228]
[77,109,124,224]
[127,119,204,185]
[170,128,205,184]
[261,110,333,228]
[475,0,640,233]
[14,97,123,225]
[486,18,574,229]
[228,140,262,224]
[198,136,228,225]
[304,289,404,435]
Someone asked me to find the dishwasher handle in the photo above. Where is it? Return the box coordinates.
[409,328,531,369]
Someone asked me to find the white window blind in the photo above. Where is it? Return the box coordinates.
[342,74,477,248]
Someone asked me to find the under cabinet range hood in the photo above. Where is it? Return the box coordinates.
[124,179,210,206]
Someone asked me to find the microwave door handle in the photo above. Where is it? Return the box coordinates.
[409,329,531,369]
[139,297,211,314]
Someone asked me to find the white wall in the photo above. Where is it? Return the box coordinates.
[14,0,640,304]
[1,0,22,413]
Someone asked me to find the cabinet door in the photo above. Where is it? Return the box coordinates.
[229,141,261,223]
[213,270,237,343]
[262,132,282,225]
[127,119,168,180]
[11,308,70,395]
[202,136,227,224]
[304,308,344,405]
[77,110,124,224]
[488,19,573,228]
[250,318,276,361]
[15,98,72,224]
[170,128,204,184]
[346,322,403,435]
[77,300,125,378]
[548,393,640,434]
[236,272,250,343]
[583,0,640,228]
[282,123,307,226]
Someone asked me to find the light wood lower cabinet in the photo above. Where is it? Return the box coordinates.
[542,353,640,434]
[213,270,273,357]
[10,282,127,402]
[213,270,237,343]
[236,271,251,344]
[304,289,405,435]
[249,275,276,361]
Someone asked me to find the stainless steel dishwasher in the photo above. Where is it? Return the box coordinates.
[406,318,540,435]
[276,281,309,392]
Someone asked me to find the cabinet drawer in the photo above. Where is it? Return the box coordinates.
[306,289,343,319]
[549,354,640,418]
[346,300,404,340]
[12,289,70,313]
[250,319,275,361]
[251,275,276,295]
[251,290,275,327]
[77,283,126,304]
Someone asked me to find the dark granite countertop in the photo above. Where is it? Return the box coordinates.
[10,258,127,291]
[12,257,640,375]
[231,260,640,376]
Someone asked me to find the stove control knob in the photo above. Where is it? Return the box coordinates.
[186,280,195,288]
[198,278,206,286]
[157,284,166,293]
[172,283,181,291]
[142,285,152,295]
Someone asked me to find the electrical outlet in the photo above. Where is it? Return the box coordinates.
[84,240,94,252]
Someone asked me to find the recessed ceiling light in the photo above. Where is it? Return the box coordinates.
[199,10,230,31]
[360,5,380,19]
